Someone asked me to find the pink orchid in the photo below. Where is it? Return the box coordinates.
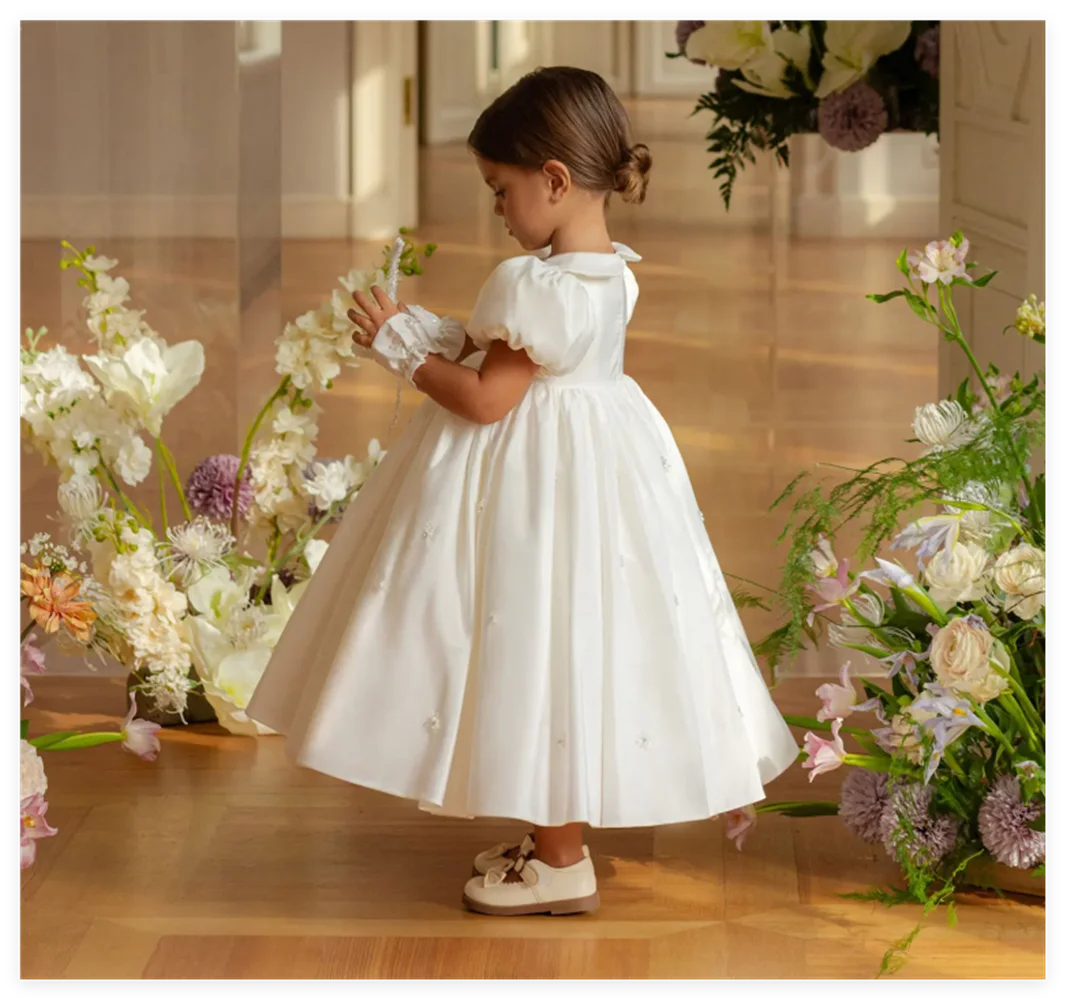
[21,635,47,706]
[122,693,162,761]
[802,719,846,781]
[20,793,58,869]
[807,558,858,615]
[814,662,879,722]
[725,805,757,851]
[906,238,971,286]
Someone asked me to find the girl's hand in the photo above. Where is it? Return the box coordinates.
[348,286,407,350]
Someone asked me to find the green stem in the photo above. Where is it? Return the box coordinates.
[233,376,291,537]
[999,694,1043,758]
[157,439,192,522]
[96,458,152,531]
[972,705,1018,759]
[941,747,966,780]
[156,439,170,537]
[783,714,870,738]
[988,660,1045,736]
[841,753,895,774]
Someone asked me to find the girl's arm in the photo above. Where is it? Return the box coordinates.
[412,340,539,424]
[349,288,538,425]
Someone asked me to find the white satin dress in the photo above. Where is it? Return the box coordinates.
[246,243,798,828]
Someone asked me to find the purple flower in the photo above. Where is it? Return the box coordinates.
[817,81,888,152]
[910,683,986,783]
[185,454,252,522]
[880,782,958,867]
[915,25,939,79]
[978,775,1045,869]
[676,21,706,60]
[891,515,962,569]
[839,769,890,844]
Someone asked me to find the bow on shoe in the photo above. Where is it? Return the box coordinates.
[484,851,539,888]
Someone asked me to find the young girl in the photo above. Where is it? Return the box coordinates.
[247,67,798,917]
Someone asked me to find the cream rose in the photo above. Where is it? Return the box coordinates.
[20,740,48,801]
[929,617,1008,703]
[923,541,990,610]
[994,544,1045,620]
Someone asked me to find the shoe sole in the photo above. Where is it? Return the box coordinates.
[462,891,600,917]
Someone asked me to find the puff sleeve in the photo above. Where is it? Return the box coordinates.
[466,256,595,375]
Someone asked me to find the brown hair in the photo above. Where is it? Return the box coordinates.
[468,66,652,205]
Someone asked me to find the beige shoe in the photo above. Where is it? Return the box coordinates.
[471,834,536,876]
[462,852,599,916]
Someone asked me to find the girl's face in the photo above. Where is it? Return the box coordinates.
[476,156,566,252]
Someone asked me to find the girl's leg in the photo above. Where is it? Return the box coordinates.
[532,823,585,868]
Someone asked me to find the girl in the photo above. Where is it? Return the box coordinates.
[247,67,798,917]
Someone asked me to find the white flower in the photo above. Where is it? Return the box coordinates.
[82,254,119,273]
[929,617,1008,703]
[906,238,971,286]
[114,434,153,486]
[735,25,813,98]
[165,518,235,586]
[923,541,990,610]
[829,593,887,652]
[186,566,252,625]
[1013,294,1045,340]
[305,457,362,511]
[685,21,771,70]
[304,539,329,575]
[809,536,839,579]
[20,740,48,800]
[912,400,979,455]
[83,338,205,436]
[85,273,131,314]
[993,544,1045,620]
[57,474,104,527]
[815,21,912,98]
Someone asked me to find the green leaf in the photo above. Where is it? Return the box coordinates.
[756,801,839,818]
[35,732,124,751]
[903,289,934,322]
[20,719,29,740]
[896,248,910,276]
[950,230,965,247]
[946,901,958,928]
[867,290,906,304]
[28,729,84,749]
[970,270,998,288]
[1026,814,1045,832]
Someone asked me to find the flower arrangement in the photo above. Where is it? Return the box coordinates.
[671,21,940,207]
[20,231,435,731]
[20,535,162,869]
[728,233,1045,973]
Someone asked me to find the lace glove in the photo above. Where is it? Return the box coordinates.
[370,305,467,383]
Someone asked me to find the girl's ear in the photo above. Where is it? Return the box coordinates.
[542,160,571,202]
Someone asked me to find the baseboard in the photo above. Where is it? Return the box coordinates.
[792,193,939,240]
[21,194,352,240]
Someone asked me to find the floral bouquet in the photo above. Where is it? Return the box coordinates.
[729,234,1045,973]
[21,536,162,869]
[19,231,435,732]
[671,21,940,207]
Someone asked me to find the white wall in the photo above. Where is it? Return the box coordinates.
[21,20,408,241]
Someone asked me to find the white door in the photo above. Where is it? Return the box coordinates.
[349,20,419,238]
[632,20,714,97]
[420,21,495,145]
[938,21,1045,397]
[539,21,632,95]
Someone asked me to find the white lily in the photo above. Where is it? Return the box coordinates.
[84,338,205,437]
[735,25,813,98]
[685,21,771,71]
[815,21,912,98]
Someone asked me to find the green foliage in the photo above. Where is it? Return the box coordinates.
[684,21,940,208]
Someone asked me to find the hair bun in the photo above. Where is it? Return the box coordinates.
[615,143,652,204]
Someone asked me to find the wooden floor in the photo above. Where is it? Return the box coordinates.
[21,676,1044,979]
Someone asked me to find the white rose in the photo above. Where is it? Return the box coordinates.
[929,617,1008,703]
[21,740,48,800]
[994,544,1046,620]
[913,400,979,455]
[923,541,990,610]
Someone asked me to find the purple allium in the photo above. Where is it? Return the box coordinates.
[915,26,939,79]
[879,781,958,867]
[185,454,252,522]
[839,769,891,844]
[978,775,1045,869]
[676,21,705,60]
[817,81,888,152]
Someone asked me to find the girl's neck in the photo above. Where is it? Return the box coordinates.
[547,209,615,257]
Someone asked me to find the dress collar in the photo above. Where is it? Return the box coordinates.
[531,242,641,275]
